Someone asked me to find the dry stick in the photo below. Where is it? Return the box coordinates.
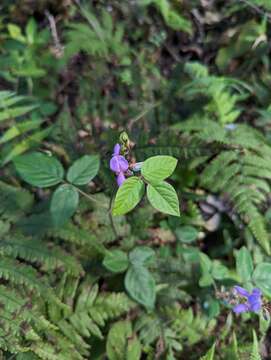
[45,10,64,58]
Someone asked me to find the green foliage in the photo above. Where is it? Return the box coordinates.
[1,1,271,359]
[113,155,180,216]
[0,92,51,165]
[67,155,100,186]
[50,184,79,226]
[113,177,145,216]
[14,152,64,187]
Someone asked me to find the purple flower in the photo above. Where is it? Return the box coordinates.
[232,286,262,314]
[110,144,129,186]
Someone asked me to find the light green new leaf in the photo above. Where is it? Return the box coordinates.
[67,155,100,185]
[103,250,129,273]
[252,263,271,296]
[142,155,177,183]
[13,151,64,187]
[147,181,180,216]
[112,177,145,216]
[50,184,79,227]
[125,265,156,309]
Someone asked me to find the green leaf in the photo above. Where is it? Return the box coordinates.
[125,265,156,309]
[252,263,271,296]
[112,177,145,216]
[147,181,180,216]
[67,155,100,185]
[129,246,155,267]
[50,184,79,227]
[106,320,141,360]
[212,261,229,280]
[141,155,177,183]
[0,105,37,122]
[13,152,64,187]
[175,226,198,243]
[2,126,52,165]
[235,246,254,283]
[200,343,216,360]
[199,253,213,287]
[103,250,129,273]
[250,330,261,360]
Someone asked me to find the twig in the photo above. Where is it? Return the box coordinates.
[75,187,108,208]
[238,0,271,22]
[45,10,64,58]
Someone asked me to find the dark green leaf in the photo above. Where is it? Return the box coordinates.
[175,226,198,243]
[129,246,155,267]
[14,152,64,187]
[50,184,79,227]
[125,265,156,309]
[103,250,129,273]
[67,155,100,185]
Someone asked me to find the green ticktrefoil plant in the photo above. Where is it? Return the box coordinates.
[110,133,180,217]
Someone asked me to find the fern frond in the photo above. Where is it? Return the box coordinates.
[0,234,84,276]
[0,258,65,308]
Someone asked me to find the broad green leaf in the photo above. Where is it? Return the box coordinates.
[147,181,180,216]
[175,225,198,243]
[67,155,100,185]
[125,265,156,309]
[50,184,79,227]
[252,263,271,296]
[103,250,129,273]
[141,155,177,183]
[235,246,253,283]
[129,246,155,267]
[106,320,141,360]
[13,151,64,187]
[112,177,145,216]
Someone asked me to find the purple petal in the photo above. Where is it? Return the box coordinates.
[113,143,121,156]
[249,300,261,312]
[233,286,250,298]
[233,303,249,314]
[117,156,129,172]
[117,172,126,187]
[110,156,129,173]
[252,288,262,297]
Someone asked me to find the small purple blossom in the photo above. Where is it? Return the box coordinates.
[232,286,262,314]
[110,143,129,186]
